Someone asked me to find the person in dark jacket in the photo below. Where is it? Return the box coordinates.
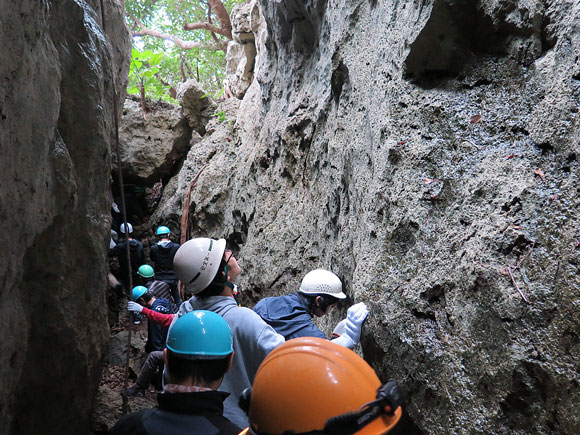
[150,225,181,305]
[253,269,369,349]
[111,310,241,435]
[132,286,173,353]
[108,222,144,291]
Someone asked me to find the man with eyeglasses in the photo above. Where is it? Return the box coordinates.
[172,238,286,429]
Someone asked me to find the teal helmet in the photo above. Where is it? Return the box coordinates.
[166,311,233,359]
[132,286,148,301]
[156,226,171,236]
[137,264,155,278]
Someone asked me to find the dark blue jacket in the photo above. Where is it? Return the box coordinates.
[253,292,326,340]
[145,298,173,353]
[150,241,180,280]
[110,390,242,435]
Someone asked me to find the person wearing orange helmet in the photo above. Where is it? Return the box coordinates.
[238,337,403,435]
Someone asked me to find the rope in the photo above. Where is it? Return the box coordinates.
[98,0,133,415]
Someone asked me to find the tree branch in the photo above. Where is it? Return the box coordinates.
[208,0,232,36]
[179,55,187,81]
[207,2,221,45]
[133,20,223,51]
[182,21,231,39]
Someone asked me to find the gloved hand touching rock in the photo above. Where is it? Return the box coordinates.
[127,301,143,313]
[332,302,369,349]
[344,302,369,344]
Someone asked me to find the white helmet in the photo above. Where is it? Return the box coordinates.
[173,238,227,295]
[120,223,133,234]
[299,269,346,299]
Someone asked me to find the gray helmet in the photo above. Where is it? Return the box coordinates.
[173,238,227,295]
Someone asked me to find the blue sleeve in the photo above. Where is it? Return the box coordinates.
[290,323,326,340]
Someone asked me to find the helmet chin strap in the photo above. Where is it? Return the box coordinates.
[223,264,234,290]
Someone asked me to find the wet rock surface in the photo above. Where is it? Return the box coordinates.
[152,0,580,433]
[0,0,130,433]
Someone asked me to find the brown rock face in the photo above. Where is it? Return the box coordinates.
[154,0,579,433]
[0,0,130,433]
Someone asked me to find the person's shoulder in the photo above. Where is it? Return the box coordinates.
[226,305,263,322]
[110,409,147,434]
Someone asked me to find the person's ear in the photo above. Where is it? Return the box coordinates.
[315,296,322,307]
[226,351,235,373]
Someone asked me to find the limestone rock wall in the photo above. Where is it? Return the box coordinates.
[118,97,194,186]
[155,0,580,433]
[0,0,130,433]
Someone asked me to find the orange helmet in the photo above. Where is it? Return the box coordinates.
[242,337,402,435]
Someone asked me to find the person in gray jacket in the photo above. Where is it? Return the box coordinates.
[172,237,285,428]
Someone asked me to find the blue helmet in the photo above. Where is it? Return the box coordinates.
[166,311,233,359]
[156,226,171,236]
[132,286,148,301]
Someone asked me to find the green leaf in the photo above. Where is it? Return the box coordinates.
[125,0,247,102]
[149,53,163,66]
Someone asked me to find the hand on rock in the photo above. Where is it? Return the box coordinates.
[344,302,369,345]
[331,302,369,349]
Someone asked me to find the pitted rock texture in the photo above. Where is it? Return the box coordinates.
[118,97,194,185]
[0,0,130,433]
[155,0,579,433]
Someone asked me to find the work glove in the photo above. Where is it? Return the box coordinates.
[332,302,369,349]
[127,301,143,313]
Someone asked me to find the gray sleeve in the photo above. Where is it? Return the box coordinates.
[248,320,285,383]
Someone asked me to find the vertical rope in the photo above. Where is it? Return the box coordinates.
[99,0,132,415]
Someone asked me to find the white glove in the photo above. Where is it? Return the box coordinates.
[332,302,368,349]
[127,301,143,313]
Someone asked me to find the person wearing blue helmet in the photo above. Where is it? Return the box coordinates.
[112,310,241,435]
[132,285,173,354]
[150,225,181,305]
